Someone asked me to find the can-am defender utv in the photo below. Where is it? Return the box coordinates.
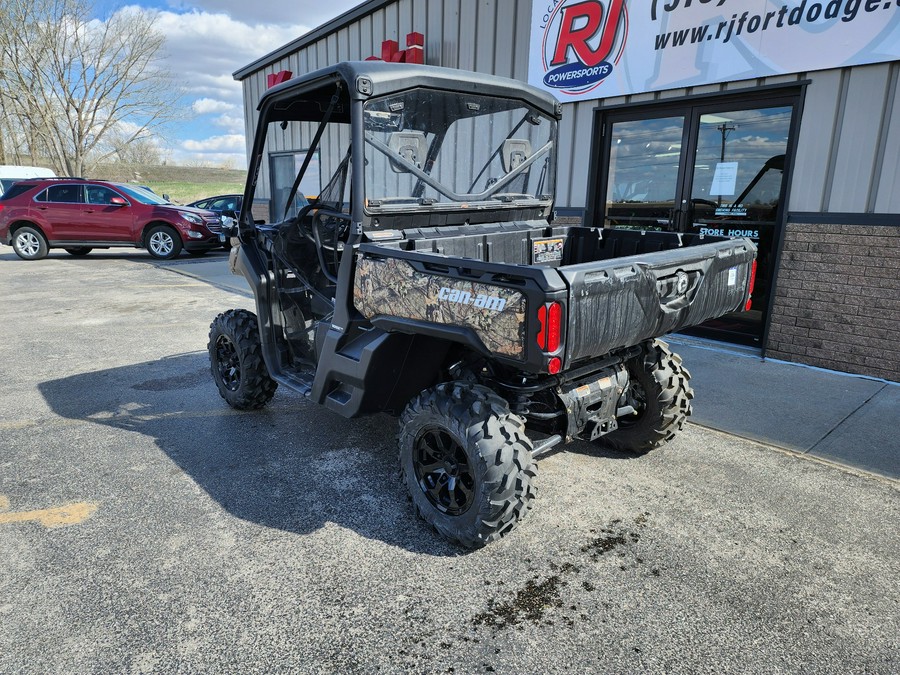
[208,62,756,548]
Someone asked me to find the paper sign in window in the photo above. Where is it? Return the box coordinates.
[710,162,738,196]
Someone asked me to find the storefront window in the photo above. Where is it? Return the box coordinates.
[605,116,685,231]
[597,95,798,345]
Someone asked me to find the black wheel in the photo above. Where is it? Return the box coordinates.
[146,225,182,260]
[65,247,92,256]
[598,339,693,454]
[399,382,537,549]
[208,309,277,410]
[12,225,48,260]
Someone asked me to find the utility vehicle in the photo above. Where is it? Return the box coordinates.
[208,62,756,548]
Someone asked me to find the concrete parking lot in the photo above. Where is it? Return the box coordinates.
[1,249,898,673]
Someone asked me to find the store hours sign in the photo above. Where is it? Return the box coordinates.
[529,0,900,102]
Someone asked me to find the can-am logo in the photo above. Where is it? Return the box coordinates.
[540,0,628,95]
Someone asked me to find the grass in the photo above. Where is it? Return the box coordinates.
[4,157,249,204]
[91,163,247,204]
[139,181,245,205]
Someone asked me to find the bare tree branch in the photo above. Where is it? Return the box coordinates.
[0,0,180,175]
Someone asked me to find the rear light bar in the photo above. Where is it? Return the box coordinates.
[745,259,758,312]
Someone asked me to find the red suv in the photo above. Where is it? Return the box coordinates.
[0,179,226,260]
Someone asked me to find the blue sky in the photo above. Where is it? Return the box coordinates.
[90,0,363,168]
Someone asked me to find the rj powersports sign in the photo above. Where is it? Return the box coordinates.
[529,0,900,102]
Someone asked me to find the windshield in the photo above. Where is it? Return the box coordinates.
[363,89,555,211]
[115,183,169,205]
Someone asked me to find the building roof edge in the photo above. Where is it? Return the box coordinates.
[233,0,394,81]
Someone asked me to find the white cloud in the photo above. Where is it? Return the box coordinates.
[192,98,237,114]
[163,0,361,30]
[146,8,310,105]
[109,5,314,167]
[183,134,245,153]
[101,2,363,168]
[173,134,245,166]
[212,114,245,133]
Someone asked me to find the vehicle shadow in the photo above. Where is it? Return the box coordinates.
[38,352,460,556]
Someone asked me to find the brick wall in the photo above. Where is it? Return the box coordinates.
[766,222,900,382]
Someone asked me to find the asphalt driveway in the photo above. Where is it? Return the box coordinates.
[1,249,898,673]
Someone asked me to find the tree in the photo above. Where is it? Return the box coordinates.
[0,0,179,175]
[104,126,164,166]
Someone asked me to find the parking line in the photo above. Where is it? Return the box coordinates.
[0,497,98,528]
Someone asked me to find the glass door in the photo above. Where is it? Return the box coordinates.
[604,115,687,231]
[684,106,793,342]
[595,93,798,346]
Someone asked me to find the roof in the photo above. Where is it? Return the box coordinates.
[233,0,392,81]
[260,61,562,119]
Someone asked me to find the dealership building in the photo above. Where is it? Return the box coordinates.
[234,0,900,382]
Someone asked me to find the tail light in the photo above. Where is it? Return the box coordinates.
[537,302,563,373]
[745,259,757,311]
[536,301,562,352]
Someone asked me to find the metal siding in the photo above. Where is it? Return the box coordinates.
[475,0,497,73]
[567,101,594,209]
[236,3,900,221]
[494,0,515,80]
[299,47,310,75]
[724,78,761,91]
[325,33,338,65]
[398,0,412,37]
[411,0,426,34]
[874,66,900,213]
[384,3,400,56]
[827,64,892,213]
[512,0,531,82]
[762,74,800,86]
[441,1,460,68]
[457,1,476,71]
[348,23,360,60]
[657,87,689,99]
[689,84,721,96]
[556,103,576,207]
[359,14,374,60]
[425,0,444,66]
[789,69,842,212]
[335,27,349,61]
[597,95,629,107]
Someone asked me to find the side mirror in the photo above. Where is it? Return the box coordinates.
[110,196,128,206]
[388,131,427,173]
